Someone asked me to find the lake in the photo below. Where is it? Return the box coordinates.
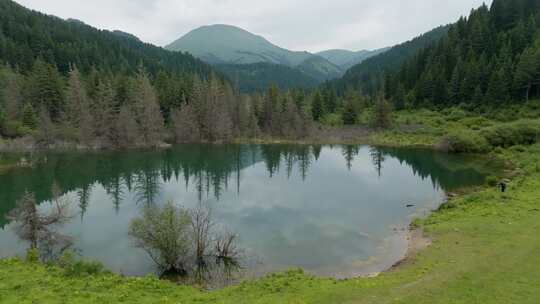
[0,144,494,279]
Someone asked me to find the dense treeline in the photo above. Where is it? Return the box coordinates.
[0,0,315,146]
[215,63,319,93]
[0,62,312,147]
[382,0,540,110]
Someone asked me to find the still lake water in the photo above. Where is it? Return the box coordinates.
[0,144,492,278]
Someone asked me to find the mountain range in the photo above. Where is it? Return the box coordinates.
[166,24,387,91]
[316,48,390,70]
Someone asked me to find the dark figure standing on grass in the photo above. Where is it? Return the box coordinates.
[499,181,507,193]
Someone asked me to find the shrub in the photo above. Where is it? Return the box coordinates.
[493,146,505,154]
[26,248,40,263]
[445,108,468,121]
[460,117,493,130]
[439,129,490,153]
[1,120,33,138]
[485,175,499,187]
[486,107,521,122]
[439,201,457,210]
[480,120,540,148]
[321,113,343,127]
[511,145,527,153]
[58,251,106,277]
[520,100,540,118]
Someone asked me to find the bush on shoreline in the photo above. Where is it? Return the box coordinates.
[439,119,540,154]
[439,129,490,153]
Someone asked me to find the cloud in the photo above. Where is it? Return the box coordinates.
[14,0,491,52]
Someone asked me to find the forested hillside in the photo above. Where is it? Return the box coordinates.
[331,26,449,95]
[215,63,319,92]
[0,0,311,148]
[382,0,540,110]
[0,0,211,76]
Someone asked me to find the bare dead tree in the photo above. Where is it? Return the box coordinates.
[214,230,241,274]
[189,201,214,281]
[7,183,73,262]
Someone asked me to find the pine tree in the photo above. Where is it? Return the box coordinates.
[393,83,407,110]
[513,47,539,101]
[36,106,55,146]
[115,105,139,148]
[21,103,37,130]
[373,94,393,129]
[323,88,338,113]
[207,75,232,141]
[190,75,206,140]
[133,66,165,146]
[27,59,64,122]
[262,85,279,134]
[311,91,324,122]
[65,66,94,145]
[92,80,116,145]
[342,100,357,125]
[171,104,200,143]
[1,66,23,120]
[485,69,508,104]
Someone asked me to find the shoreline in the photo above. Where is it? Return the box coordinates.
[1,136,537,303]
[0,125,437,153]
[389,227,432,272]
[0,133,504,281]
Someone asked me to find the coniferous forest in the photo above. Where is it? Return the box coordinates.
[360,0,540,110]
[4,0,540,149]
[3,0,540,302]
[0,0,311,148]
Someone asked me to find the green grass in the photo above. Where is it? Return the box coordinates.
[2,112,540,303]
[0,154,19,173]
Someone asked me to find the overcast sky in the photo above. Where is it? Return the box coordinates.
[15,0,492,52]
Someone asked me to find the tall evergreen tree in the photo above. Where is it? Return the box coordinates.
[133,67,165,146]
[373,94,393,129]
[65,66,94,144]
[27,59,64,122]
[342,100,357,125]
[311,91,324,122]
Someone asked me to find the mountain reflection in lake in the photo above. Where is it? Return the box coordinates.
[0,144,493,279]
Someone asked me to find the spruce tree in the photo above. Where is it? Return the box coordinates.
[1,66,23,121]
[28,59,64,122]
[342,100,357,125]
[311,91,324,122]
[116,105,139,148]
[65,66,94,144]
[323,89,338,113]
[373,94,393,129]
[92,80,116,145]
[513,47,538,101]
[21,103,37,130]
[133,66,165,146]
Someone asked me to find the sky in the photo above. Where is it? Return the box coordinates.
[14,0,492,53]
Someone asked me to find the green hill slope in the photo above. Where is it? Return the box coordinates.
[0,0,212,76]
